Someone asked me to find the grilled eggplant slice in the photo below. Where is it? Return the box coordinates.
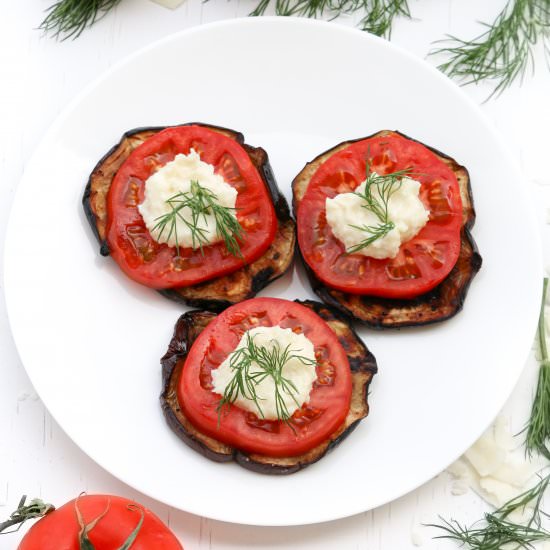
[160,300,377,475]
[83,123,295,311]
[292,130,482,328]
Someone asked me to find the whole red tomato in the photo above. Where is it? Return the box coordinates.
[15,494,182,550]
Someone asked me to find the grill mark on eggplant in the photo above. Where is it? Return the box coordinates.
[83,122,295,310]
[308,229,482,328]
[159,300,377,475]
[292,129,482,328]
[159,219,296,312]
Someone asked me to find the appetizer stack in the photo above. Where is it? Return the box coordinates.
[293,130,481,328]
[84,123,481,473]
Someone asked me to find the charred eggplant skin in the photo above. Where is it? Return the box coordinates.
[292,129,482,329]
[83,125,167,257]
[304,229,482,329]
[157,264,276,313]
[83,122,295,311]
[160,300,377,475]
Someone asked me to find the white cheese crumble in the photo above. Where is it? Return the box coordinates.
[211,326,317,420]
[325,175,430,259]
[447,416,546,521]
[138,150,237,249]
[149,0,184,8]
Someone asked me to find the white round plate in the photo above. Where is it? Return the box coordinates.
[5,18,542,526]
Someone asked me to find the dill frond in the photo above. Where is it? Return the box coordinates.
[40,0,122,41]
[250,0,410,37]
[428,473,550,548]
[344,163,412,254]
[432,0,550,98]
[216,332,316,427]
[151,180,243,258]
[526,277,550,458]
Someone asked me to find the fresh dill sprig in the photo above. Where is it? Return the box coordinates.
[151,180,243,257]
[249,0,410,37]
[217,332,316,427]
[428,473,550,548]
[525,277,550,459]
[40,0,122,41]
[36,1,550,97]
[347,221,396,253]
[431,0,550,98]
[345,162,412,254]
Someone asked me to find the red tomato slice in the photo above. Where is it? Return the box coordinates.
[106,125,277,289]
[297,133,463,299]
[179,298,352,458]
[18,495,182,550]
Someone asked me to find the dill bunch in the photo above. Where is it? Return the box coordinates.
[40,0,122,40]
[39,0,549,95]
[428,473,550,548]
[250,0,410,36]
[432,0,550,98]
[525,277,550,459]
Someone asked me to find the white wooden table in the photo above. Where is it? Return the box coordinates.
[1,1,549,548]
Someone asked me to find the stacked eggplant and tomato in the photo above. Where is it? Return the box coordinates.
[84,124,481,473]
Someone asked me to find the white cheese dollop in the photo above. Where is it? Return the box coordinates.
[325,175,430,259]
[138,150,238,249]
[211,326,317,420]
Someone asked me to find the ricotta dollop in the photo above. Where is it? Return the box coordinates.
[325,175,430,259]
[138,150,238,249]
[211,326,317,420]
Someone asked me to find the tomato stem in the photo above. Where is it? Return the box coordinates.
[74,496,145,550]
[0,496,54,534]
[76,494,110,550]
[117,505,145,550]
